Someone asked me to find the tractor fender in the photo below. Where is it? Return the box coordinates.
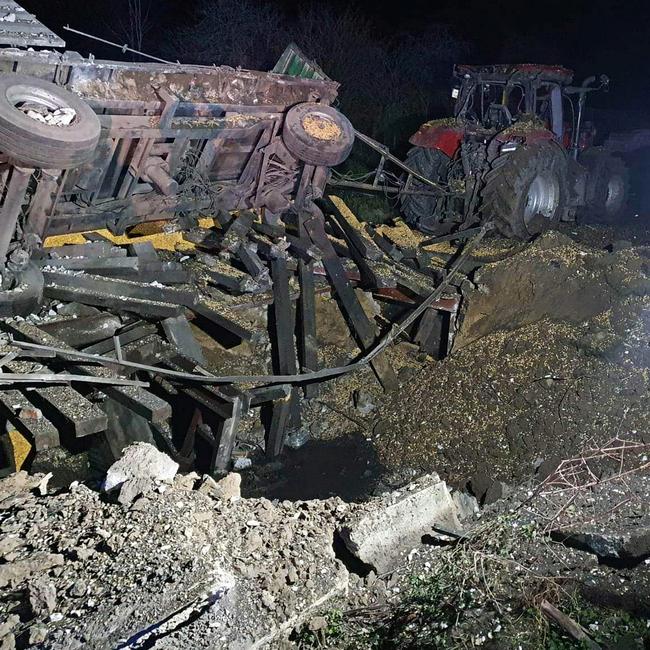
[494,126,556,147]
[409,119,463,157]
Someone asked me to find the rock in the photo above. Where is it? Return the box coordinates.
[0,634,15,650]
[337,475,462,574]
[197,475,220,497]
[118,477,151,505]
[261,590,275,609]
[308,616,328,632]
[285,429,310,449]
[28,626,48,645]
[173,472,200,490]
[69,580,86,598]
[0,553,64,588]
[0,615,19,640]
[353,389,376,415]
[483,480,510,505]
[451,490,479,521]
[29,578,57,615]
[216,472,241,500]
[553,525,650,561]
[0,536,23,558]
[104,442,178,491]
[233,457,252,471]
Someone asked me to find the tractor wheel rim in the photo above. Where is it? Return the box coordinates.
[524,172,559,224]
[605,175,624,213]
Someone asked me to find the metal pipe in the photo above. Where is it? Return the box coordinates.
[62,25,178,65]
[354,130,449,194]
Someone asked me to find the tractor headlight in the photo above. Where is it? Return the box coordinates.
[500,141,519,153]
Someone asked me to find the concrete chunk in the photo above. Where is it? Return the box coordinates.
[104,442,178,492]
[337,475,462,573]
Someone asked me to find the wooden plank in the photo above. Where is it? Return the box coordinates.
[212,395,244,472]
[161,315,204,364]
[297,211,319,399]
[1,361,106,438]
[0,389,60,450]
[304,208,398,391]
[4,321,171,424]
[266,394,291,457]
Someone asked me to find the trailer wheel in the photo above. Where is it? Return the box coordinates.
[0,262,43,318]
[482,142,569,240]
[399,146,449,232]
[0,74,101,169]
[282,102,354,167]
[579,148,628,223]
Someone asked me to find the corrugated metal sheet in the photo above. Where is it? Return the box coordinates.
[0,1,65,48]
[272,43,330,81]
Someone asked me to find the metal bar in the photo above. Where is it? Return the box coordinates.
[0,372,148,387]
[353,130,448,193]
[62,25,177,65]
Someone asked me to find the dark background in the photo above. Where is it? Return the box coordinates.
[20,0,650,148]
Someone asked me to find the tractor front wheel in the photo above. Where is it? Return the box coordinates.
[579,148,628,223]
[482,142,569,240]
[400,146,449,233]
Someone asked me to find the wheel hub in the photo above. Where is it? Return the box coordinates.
[524,172,559,224]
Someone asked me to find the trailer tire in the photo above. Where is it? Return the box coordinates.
[399,146,449,232]
[0,74,101,169]
[579,148,628,223]
[482,142,569,240]
[282,102,354,166]
[0,262,43,318]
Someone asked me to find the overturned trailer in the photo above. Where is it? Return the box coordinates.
[0,31,354,315]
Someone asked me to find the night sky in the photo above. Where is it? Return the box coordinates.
[21,0,650,116]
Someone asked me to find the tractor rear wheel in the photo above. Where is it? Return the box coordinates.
[400,146,449,232]
[482,142,569,240]
[579,148,628,223]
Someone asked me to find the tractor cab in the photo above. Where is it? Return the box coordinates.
[452,64,574,140]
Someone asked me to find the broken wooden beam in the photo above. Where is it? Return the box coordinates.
[0,389,60,450]
[4,321,172,424]
[161,315,204,365]
[304,206,398,392]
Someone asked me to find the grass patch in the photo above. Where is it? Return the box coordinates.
[294,515,650,649]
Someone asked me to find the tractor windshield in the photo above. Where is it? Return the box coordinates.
[456,80,528,128]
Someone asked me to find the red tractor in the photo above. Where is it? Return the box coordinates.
[400,64,628,239]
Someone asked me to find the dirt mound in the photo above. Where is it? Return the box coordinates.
[368,231,650,486]
[456,230,650,349]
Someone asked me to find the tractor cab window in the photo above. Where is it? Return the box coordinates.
[459,80,527,129]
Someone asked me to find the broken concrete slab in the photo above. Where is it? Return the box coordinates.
[337,474,462,574]
[552,525,650,562]
[104,442,179,492]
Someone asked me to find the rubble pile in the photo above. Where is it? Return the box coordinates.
[0,444,482,649]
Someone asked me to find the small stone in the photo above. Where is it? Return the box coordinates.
[117,477,151,505]
[28,626,48,645]
[261,590,275,609]
[353,389,376,415]
[233,457,252,471]
[308,616,328,632]
[215,472,241,500]
[69,580,86,598]
[29,578,57,615]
